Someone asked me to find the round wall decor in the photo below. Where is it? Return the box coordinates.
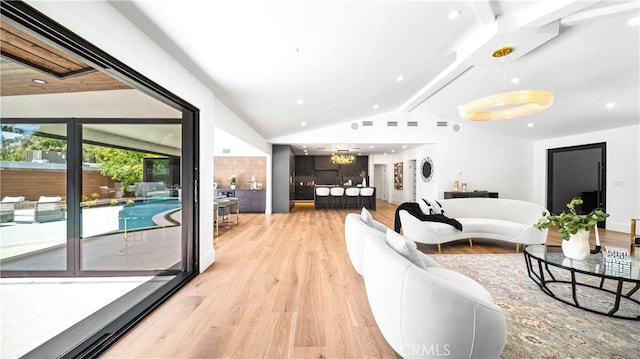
[421,157,434,182]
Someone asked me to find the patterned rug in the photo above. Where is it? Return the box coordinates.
[433,254,639,359]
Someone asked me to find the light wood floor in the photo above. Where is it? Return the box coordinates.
[102,201,633,358]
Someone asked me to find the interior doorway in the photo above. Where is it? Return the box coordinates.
[374,164,388,202]
[547,142,606,227]
[409,159,417,202]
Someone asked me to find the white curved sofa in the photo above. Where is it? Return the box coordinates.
[362,229,506,358]
[399,198,548,252]
[344,211,439,275]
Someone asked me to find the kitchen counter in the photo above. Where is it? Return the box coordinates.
[313,186,376,210]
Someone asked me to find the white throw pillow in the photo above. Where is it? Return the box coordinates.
[2,196,25,203]
[385,228,428,270]
[38,196,61,203]
[419,198,443,215]
[360,207,374,227]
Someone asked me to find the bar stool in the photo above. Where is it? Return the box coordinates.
[329,187,345,209]
[344,187,360,208]
[359,187,375,209]
[227,197,239,224]
[315,187,330,209]
[213,202,220,236]
[215,198,231,228]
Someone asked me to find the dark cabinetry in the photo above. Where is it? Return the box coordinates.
[444,191,499,199]
[236,190,266,213]
[314,156,338,170]
[295,156,315,176]
[295,185,315,200]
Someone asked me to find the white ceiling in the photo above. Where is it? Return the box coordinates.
[121,0,640,154]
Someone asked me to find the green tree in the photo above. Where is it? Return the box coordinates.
[95,147,147,189]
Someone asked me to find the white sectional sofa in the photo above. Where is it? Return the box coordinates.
[344,210,507,358]
[399,198,548,252]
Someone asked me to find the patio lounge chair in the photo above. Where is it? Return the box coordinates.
[14,196,66,223]
[1,196,25,223]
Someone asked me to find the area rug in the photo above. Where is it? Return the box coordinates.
[433,254,639,359]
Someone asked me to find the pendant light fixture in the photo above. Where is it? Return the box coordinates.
[459,46,554,121]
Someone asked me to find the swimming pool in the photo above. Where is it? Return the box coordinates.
[118,200,182,230]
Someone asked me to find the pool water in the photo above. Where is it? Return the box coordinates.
[118,200,182,230]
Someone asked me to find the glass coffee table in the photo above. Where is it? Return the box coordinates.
[524,244,639,320]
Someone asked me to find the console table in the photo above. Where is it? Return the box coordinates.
[444,191,498,199]
[524,245,639,320]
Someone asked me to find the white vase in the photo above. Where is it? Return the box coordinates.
[362,178,367,187]
[230,184,236,190]
[561,228,591,260]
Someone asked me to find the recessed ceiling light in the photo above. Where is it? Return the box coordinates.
[383,153,387,156]
[369,145,374,149]
[301,121,306,126]
[305,152,309,155]
[511,77,520,84]
[527,123,534,128]
[297,98,304,105]
[401,145,407,149]
[302,145,307,148]
[606,102,615,109]
[628,16,640,26]
[396,75,404,82]
[32,79,47,84]
[448,10,461,20]
[358,153,362,155]
[373,104,379,110]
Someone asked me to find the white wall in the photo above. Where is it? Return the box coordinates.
[533,124,640,233]
[26,0,270,272]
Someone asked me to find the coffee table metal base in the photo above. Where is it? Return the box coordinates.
[524,247,640,321]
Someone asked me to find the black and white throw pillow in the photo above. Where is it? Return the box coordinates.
[419,198,444,215]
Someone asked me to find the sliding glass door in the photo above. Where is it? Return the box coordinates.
[80,122,184,273]
[0,122,68,272]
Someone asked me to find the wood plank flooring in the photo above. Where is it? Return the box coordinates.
[102,201,632,358]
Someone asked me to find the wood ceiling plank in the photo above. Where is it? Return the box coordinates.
[1,23,87,73]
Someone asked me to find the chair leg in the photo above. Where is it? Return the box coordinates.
[515,243,520,253]
[437,243,442,253]
[468,238,473,247]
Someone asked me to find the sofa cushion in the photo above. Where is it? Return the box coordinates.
[385,229,427,270]
[360,207,374,227]
[418,198,443,215]
[38,196,61,203]
[2,196,25,203]
[426,218,526,239]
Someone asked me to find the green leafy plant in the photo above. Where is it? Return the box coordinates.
[110,199,119,206]
[534,197,609,240]
[229,174,237,186]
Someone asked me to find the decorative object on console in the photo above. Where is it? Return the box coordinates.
[229,174,237,189]
[420,157,433,182]
[453,180,460,192]
[393,162,403,190]
[358,169,367,187]
[534,197,609,260]
[461,183,468,192]
[459,46,554,121]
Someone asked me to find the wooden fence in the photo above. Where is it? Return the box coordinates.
[0,167,115,201]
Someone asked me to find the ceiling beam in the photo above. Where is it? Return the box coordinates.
[515,0,601,28]
[470,0,496,25]
[561,1,640,26]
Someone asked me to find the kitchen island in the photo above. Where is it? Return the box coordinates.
[314,185,376,210]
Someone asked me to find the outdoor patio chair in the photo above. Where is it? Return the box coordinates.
[14,196,66,223]
[1,196,25,223]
